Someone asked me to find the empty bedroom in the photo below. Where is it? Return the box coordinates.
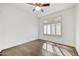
[0,3,79,56]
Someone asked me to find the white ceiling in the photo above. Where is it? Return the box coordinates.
[11,3,75,18]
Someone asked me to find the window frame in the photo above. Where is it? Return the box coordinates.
[43,16,62,36]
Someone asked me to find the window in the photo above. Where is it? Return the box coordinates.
[47,24,51,34]
[44,25,47,34]
[51,24,56,35]
[56,23,61,35]
[43,24,51,35]
[43,16,62,36]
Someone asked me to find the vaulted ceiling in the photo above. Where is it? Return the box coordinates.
[12,3,75,18]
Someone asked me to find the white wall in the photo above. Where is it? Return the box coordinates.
[0,4,38,50]
[76,4,79,54]
[38,7,75,46]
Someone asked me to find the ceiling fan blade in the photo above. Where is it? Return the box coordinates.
[36,3,41,6]
[27,3,36,6]
[32,9,35,12]
[42,3,50,7]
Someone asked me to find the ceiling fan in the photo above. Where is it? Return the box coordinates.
[27,3,50,12]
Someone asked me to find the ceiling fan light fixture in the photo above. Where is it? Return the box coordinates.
[35,6,41,11]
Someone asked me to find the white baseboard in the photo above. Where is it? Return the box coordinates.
[0,38,37,51]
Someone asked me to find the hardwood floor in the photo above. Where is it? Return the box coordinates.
[0,39,78,56]
[43,40,78,56]
[1,39,44,56]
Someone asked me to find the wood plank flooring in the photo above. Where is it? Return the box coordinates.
[0,39,78,56]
